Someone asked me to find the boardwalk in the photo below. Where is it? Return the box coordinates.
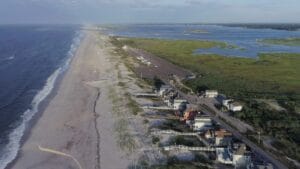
[163,145,215,152]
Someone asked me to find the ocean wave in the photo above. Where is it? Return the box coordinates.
[0,29,84,169]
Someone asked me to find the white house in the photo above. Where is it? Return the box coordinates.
[173,99,188,110]
[158,85,172,96]
[223,99,243,112]
[122,45,129,51]
[233,144,252,169]
[229,102,243,112]
[214,129,233,146]
[216,147,233,165]
[193,116,212,131]
[216,144,251,169]
[205,90,218,98]
[222,99,233,107]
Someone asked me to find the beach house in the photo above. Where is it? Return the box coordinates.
[192,116,213,131]
[205,90,218,98]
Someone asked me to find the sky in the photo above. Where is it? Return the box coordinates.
[0,0,299,24]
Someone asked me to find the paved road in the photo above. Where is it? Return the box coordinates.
[133,48,288,169]
[171,87,288,169]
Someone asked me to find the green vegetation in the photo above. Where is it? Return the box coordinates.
[153,76,165,90]
[109,87,137,154]
[118,37,300,102]
[124,92,141,115]
[260,38,300,46]
[234,100,300,161]
[152,136,160,144]
[155,119,192,132]
[149,163,209,169]
[150,155,211,169]
[115,37,300,163]
[168,135,205,147]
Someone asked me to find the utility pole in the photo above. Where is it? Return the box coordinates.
[258,130,261,144]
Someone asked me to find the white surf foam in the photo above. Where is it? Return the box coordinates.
[0,29,84,169]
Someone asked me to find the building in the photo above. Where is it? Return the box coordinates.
[216,147,233,165]
[158,85,172,96]
[216,143,252,169]
[223,99,243,112]
[205,90,218,98]
[204,129,233,146]
[204,129,214,139]
[229,102,243,112]
[182,109,199,121]
[215,129,233,146]
[232,143,252,169]
[222,99,233,107]
[192,116,213,131]
[173,99,188,110]
[164,98,173,107]
[122,45,129,51]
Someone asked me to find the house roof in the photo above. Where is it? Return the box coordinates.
[234,144,247,155]
[205,90,218,93]
[215,129,233,138]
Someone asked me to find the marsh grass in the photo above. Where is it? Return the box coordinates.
[260,38,300,46]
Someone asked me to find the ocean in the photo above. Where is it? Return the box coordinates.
[0,25,82,169]
[104,24,300,57]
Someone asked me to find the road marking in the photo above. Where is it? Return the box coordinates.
[37,145,83,169]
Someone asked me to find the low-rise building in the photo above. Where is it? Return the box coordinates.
[232,143,252,169]
[223,99,243,112]
[216,143,252,169]
[215,129,233,146]
[173,99,188,110]
[192,116,213,131]
[204,129,233,146]
[222,99,233,107]
[216,147,233,165]
[158,85,172,96]
[183,109,199,121]
[229,102,243,112]
[205,90,218,98]
[204,129,214,139]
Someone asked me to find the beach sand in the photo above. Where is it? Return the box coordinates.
[10,29,134,169]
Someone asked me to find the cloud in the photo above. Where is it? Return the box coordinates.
[0,0,300,23]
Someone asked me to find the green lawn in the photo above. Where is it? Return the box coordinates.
[260,38,300,46]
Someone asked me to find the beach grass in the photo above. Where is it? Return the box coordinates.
[109,86,137,154]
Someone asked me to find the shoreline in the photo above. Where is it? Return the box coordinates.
[9,28,134,169]
[6,50,75,169]
[9,29,95,169]
[5,30,84,169]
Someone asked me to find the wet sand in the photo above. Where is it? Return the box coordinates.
[10,29,132,169]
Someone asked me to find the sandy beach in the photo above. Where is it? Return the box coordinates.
[10,28,136,169]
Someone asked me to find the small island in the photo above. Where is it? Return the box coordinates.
[260,38,300,46]
[184,29,209,34]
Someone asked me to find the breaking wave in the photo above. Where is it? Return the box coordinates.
[0,30,84,169]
